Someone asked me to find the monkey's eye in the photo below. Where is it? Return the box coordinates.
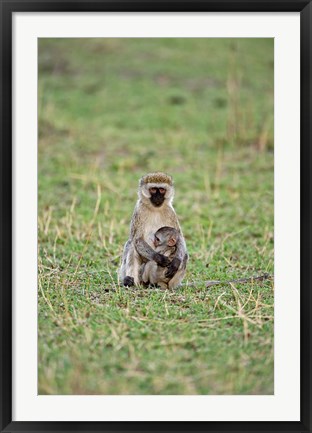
[159,188,166,195]
[149,188,157,194]
[155,236,160,242]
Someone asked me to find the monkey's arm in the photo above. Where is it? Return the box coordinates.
[135,238,171,267]
[165,239,188,279]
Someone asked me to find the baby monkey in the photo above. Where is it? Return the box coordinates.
[140,226,183,289]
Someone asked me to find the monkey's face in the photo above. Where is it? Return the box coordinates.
[154,227,178,248]
[140,182,174,207]
[154,234,176,248]
[153,234,160,247]
[153,233,166,247]
[149,187,166,207]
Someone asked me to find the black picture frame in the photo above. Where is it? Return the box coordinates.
[1,1,311,432]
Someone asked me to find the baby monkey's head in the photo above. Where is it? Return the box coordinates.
[153,226,179,250]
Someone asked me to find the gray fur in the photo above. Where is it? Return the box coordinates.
[140,227,178,289]
[119,173,188,288]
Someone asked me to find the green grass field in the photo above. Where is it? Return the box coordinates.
[38,38,274,395]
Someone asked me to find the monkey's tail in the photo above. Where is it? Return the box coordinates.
[183,273,273,288]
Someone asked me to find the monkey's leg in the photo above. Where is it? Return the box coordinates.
[167,253,188,289]
[168,268,186,289]
[139,263,145,282]
[165,243,188,279]
[120,240,141,286]
[147,262,160,285]
[152,267,170,288]
[141,262,153,284]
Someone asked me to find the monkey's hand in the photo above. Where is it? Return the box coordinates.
[135,238,171,266]
[153,253,171,267]
[165,257,181,279]
[123,276,135,287]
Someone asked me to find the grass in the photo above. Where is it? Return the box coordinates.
[38,38,274,395]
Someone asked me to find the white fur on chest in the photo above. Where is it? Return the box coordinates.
[143,210,168,246]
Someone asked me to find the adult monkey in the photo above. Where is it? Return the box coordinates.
[119,172,188,288]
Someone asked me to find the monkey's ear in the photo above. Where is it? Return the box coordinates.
[168,238,176,247]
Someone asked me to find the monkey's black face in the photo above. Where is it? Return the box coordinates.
[149,187,166,207]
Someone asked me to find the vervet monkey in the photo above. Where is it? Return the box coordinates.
[119,172,188,288]
[140,226,184,289]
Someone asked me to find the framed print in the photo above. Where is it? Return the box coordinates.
[1,1,311,432]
